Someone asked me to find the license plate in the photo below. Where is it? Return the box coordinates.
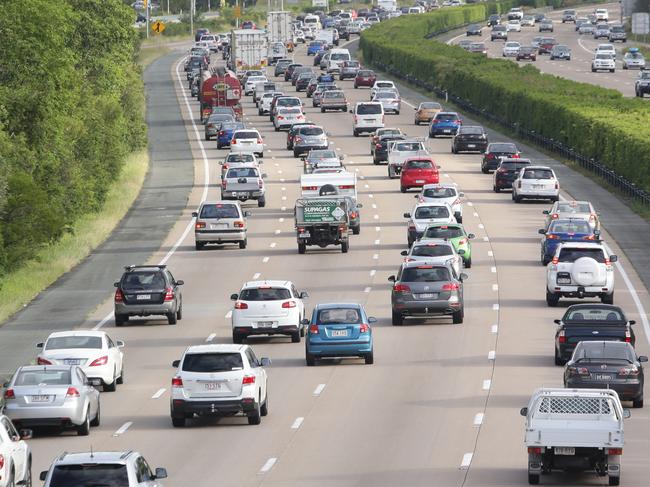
[257,321,273,327]
[299,232,311,238]
[557,278,571,284]
[204,382,222,391]
[554,447,575,456]
[467,144,476,148]
[210,223,227,229]
[137,294,151,300]
[533,184,545,189]
[415,180,425,184]
[444,129,451,133]
[31,395,51,402]
[594,374,612,381]
[231,192,239,196]
[331,330,348,337]
[64,359,82,365]
[418,293,438,299]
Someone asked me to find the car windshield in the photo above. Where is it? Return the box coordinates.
[240,288,291,300]
[405,160,433,169]
[414,206,450,219]
[401,266,451,282]
[565,307,624,322]
[200,204,239,219]
[376,82,393,88]
[15,370,71,386]
[227,168,258,178]
[523,169,553,179]
[557,202,592,213]
[423,225,464,239]
[226,153,254,163]
[121,271,165,290]
[575,343,634,363]
[46,335,103,350]
[356,104,382,115]
[48,464,129,487]
[278,98,301,107]
[627,52,644,59]
[548,221,591,234]
[490,143,517,153]
[411,244,453,257]
[557,248,606,263]
[317,308,361,324]
[324,91,343,98]
[299,127,324,136]
[423,187,456,198]
[183,353,244,372]
[331,53,349,61]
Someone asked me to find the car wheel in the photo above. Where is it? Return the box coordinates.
[115,314,128,327]
[291,330,301,343]
[293,150,299,157]
[546,289,559,307]
[353,129,359,137]
[554,350,565,366]
[391,310,403,326]
[400,185,406,193]
[464,258,471,269]
[259,152,264,158]
[306,353,316,366]
[239,239,247,249]
[493,185,500,193]
[195,241,205,251]
[352,225,360,235]
[396,110,400,115]
[601,292,614,305]
[176,304,183,320]
[232,332,244,344]
[341,241,349,253]
[429,133,435,138]
[321,107,325,112]
[77,411,91,436]
[452,309,463,324]
[415,120,420,125]
[23,458,31,487]
[6,468,14,487]
[528,473,540,485]
[365,351,374,365]
[90,402,101,427]
[116,366,124,384]
[354,84,358,89]
[633,396,644,408]
[513,194,522,203]
[261,392,269,416]
[171,416,186,427]
[481,166,489,174]
[258,196,266,208]
[248,400,262,425]
[205,134,210,141]
[167,312,177,325]
[104,371,117,391]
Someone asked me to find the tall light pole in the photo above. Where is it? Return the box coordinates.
[190,0,194,38]
[145,0,150,39]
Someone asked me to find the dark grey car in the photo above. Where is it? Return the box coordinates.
[389,261,467,326]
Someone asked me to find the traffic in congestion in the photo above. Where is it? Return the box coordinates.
[1,2,650,486]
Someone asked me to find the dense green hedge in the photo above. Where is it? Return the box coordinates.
[360,1,650,191]
[0,0,145,278]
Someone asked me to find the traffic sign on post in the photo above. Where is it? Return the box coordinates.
[632,12,649,35]
[152,20,166,34]
[234,5,242,18]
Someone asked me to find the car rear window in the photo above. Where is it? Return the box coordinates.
[46,336,102,350]
[557,202,591,213]
[411,244,453,257]
[405,160,433,169]
[183,353,244,372]
[575,343,634,362]
[460,126,484,135]
[436,113,457,121]
[15,370,71,386]
[376,82,393,88]
[234,131,259,140]
[317,308,361,324]
[414,206,450,219]
[557,248,606,263]
[357,70,374,76]
[522,169,553,179]
[500,162,530,170]
[240,288,291,301]
[299,127,324,136]
[420,102,441,109]
[565,307,624,322]
[226,153,254,163]
[120,271,165,290]
[48,464,129,487]
[395,142,421,151]
[548,221,591,234]
[423,225,463,239]
[401,266,451,282]
[423,187,456,198]
[227,168,258,178]
[489,143,517,153]
[309,150,336,158]
[356,103,382,115]
[280,107,302,114]
[200,204,239,219]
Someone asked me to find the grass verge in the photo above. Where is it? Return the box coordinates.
[138,45,174,68]
[0,150,150,325]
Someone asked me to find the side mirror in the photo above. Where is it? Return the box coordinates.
[403,212,411,218]
[349,109,353,113]
[542,210,549,215]
[357,203,363,208]
[36,342,44,349]
[538,229,546,235]
[629,320,636,325]
[192,211,198,218]
[89,378,102,386]
[553,319,561,324]
[113,282,120,288]
[623,409,631,419]
[609,255,618,262]
[340,155,345,160]
[460,273,469,281]
[400,250,408,256]
[388,275,396,282]
[116,340,125,348]
[172,360,180,368]
[19,429,33,440]
[262,173,268,178]
[458,249,465,255]
[40,472,48,482]
[154,468,168,479]
[467,233,475,239]
[299,291,309,298]
[300,318,310,326]
[459,192,465,197]
[639,356,648,363]
[260,357,272,367]
[176,280,184,286]
[368,317,377,323]
[413,195,419,199]
[244,211,252,217]
[230,293,239,300]
[520,407,528,417]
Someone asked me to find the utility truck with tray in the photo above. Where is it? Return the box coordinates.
[387,139,429,179]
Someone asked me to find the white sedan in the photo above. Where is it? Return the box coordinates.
[506,20,522,32]
[502,41,521,57]
[405,202,457,246]
[36,330,125,391]
[230,129,265,157]
[0,416,31,487]
[244,76,268,96]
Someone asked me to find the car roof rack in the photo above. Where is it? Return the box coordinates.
[120,450,135,460]
[124,265,166,271]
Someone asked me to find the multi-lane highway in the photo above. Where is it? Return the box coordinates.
[4,21,650,486]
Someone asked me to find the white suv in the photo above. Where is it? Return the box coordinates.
[545,242,617,307]
[0,415,31,487]
[512,165,559,203]
[39,451,167,486]
[170,344,270,427]
[230,280,308,343]
[351,102,385,137]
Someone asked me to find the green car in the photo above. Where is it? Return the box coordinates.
[420,223,475,268]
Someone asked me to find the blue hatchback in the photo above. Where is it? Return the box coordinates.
[308,41,325,56]
[539,218,598,265]
[304,303,375,366]
[217,121,245,149]
[429,111,462,138]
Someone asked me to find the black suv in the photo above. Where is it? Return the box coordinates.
[114,265,184,326]
[451,125,488,154]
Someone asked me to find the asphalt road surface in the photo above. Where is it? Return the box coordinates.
[4,29,650,487]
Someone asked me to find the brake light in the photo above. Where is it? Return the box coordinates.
[353,116,358,123]
[195,221,206,229]
[527,447,542,454]
[458,238,467,245]
[282,300,297,308]
[442,283,460,291]
[376,143,382,149]
[4,389,14,400]
[625,328,632,343]
[608,448,623,455]
[278,116,284,120]
[258,179,263,189]
[235,301,248,309]
[219,131,225,136]
[618,366,639,376]
[0,454,4,470]
[359,323,369,333]
[172,376,183,388]
[232,139,237,144]
[242,375,256,385]
[558,329,566,343]
[338,185,354,190]
[66,387,80,397]
[551,256,559,265]
[350,211,358,219]
[234,221,245,228]
[37,357,53,365]
[568,366,589,376]
[90,356,108,367]
[555,182,559,189]
[295,137,303,143]
[309,324,319,334]
[517,181,522,189]
[302,186,318,191]
[512,153,520,158]
[547,234,559,240]
[583,234,596,240]
[207,123,214,128]
[221,179,227,190]
[114,288,124,303]
[164,287,175,302]
[455,119,462,124]
[605,259,612,267]
[393,284,411,293]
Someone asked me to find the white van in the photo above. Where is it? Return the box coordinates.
[351,101,384,136]
[303,14,321,30]
[326,48,351,73]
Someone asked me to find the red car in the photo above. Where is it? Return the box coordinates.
[400,157,439,193]
[354,69,377,88]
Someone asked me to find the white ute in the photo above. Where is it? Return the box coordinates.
[387,139,429,179]
[521,388,628,486]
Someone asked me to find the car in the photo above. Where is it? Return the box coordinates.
[593,24,610,39]
[4,365,100,436]
[502,41,521,57]
[389,261,467,325]
[230,129,264,157]
[0,415,31,487]
[596,43,616,56]
[538,19,553,32]
[400,157,439,193]
[543,200,600,231]
[481,142,520,173]
[291,67,313,86]
[420,222,474,267]
[458,39,473,50]
[274,58,293,76]
[635,70,650,97]
[452,125,488,153]
[575,17,589,30]
[221,163,266,206]
[562,9,576,22]
[37,330,125,390]
[373,134,406,164]
[533,13,546,23]
[578,22,595,35]
[553,304,636,366]
[230,280,308,343]
[405,202,456,246]
[295,72,314,91]
[307,40,325,55]
[468,42,488,55]
[416,183,464,222]
[564,341,645,407]
[592,53,616,72]
[466,24,482,36]
[512,165,559,202]
[220,152,258,179]
[284,63,303,82]
[414,101,442,125]
[623,48,646,69]
[304,303,375,366]
[506,20,521,32]
[311,83,335,107]
[429,111,462,137]
[530,36,543,49]
[521,15,535,27]
[539,218,598,265]
[401,240,463,275]
[370,80,397,99]
[216,121,245,149]
[538,37,557,54]
[351,101,384,136]
[274,107,306,131]
[320,89,349,112]
[292,124,329,157]
[286,122,315,150]
[550,44,571,60]
[354,69,376,88]
[39,450,168,487]
[493,157,532,192]
[370,127,403,154]
[170,344,270,426]
[193,200,250,250]
[372,90,401,114]
[340,60,361,79]
[244,75,267,96]
[545,241,617,306]
[609,24,627,43]
[507,7,523,20]
[204,113,235,140]
[302,149,343,174]
[595,8,609,21]
[516,45,537,61]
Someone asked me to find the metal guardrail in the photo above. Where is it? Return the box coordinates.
[371,59,650,206]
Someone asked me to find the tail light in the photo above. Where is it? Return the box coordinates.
[0,454,4,470]
[297,227,305,233]
[442,283,460,291]
[607,448,623,455]
[235,301,248,309]
[517,181,522,188]
[359,323,370,333]
[66,387,80,397]
[114,289,124,303]
[295,137,303,143]
[393,284,411,293]
[487,153,495,160]
[547,234,559,240]
[221,180,227,190]
[234,221,245,228]
[455,119,462,124]
[555,182,559,189]
[350,211,358,219]
[528,447,542,454]
[558,329,566,343]
[583,234,596,240]
[512,153,520,158]
[568,366,589,376]
[551,257,559,265]
[90,356,108,367]
[353,116,358,123]
[625,327,632,343]
[381,115,385,124]
[37,357,53,365]
[431,119,439,124]
[207,123,214,128]
[4,389,14,400]
[195,221,206,229]
[242,375,256,385]
[496,168,507,174]
[164,288,175,302]
[258,179,263,189]
[376,143,382,149]
[605,259,613,267]
[302,186,318,191]
[219,131,225,136]
[232,139,237,144]
[172,376,183,388]
[309,324,319,334]
[282,300,297,308]
[618,366,639,376]
[278,116,285,120]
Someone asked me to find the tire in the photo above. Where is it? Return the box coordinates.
[546,289,559,307]
[609,476,620,486]
[392,310,403,326]
[341,240,349,253]
[494,186,500,193]
[396,110,400,115]
[352,225,360,235]
[514,195,522,203]
[528,474,540,485]
[176,304,183,320]
[104,372,117,392]
[365,351,374,365]
[248,400,262,425]
[259,152,264,158]
[353,129,359,137]
[601,292,614,305]
[452,309,463,324]
[451,146,457,154]
[171,416,186,427]
[115,314,128,327]
[23,459,31,487]
[6,468,14,487]
[298,242,306,254]
[77,411,90,436]
[415,120,420,125]
[464,258,471,269]
[258,196,266,208]
[481,166,489,174]
[261,393,269,416]
[321,107,325,112]
[116,366,124,384]
[205,134,210,141]
[554,350,565,366]
[291,331,301,343]
[400,186,406,193]
[233,332,244,344]
[293,150,299,158]
[167,312,177,325]
[90,403,101,426]
[354,84,358,88]
[195,241,205,251]
[239,239,247,249]
[633,396,644,408]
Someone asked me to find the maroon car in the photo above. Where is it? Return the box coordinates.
[538,37,557,55]
[354,69,377,88]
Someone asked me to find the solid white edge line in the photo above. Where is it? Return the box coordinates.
[313,383,326,396]
[113,421,133,437]
[370,270,376,276]
[291,417,304,429]
[205,333,216,342]
[492,283,498,291]
[490,266,497,273]
[151,388,166,399]
[259,457,277,474]
[492,303,500,311]
[364,287,372,293]
[460,452,473,469]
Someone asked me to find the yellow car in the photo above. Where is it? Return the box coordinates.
[414,101,442,125]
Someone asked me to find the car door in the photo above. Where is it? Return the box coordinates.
[246,349,267,403]
[105,335,122,381]
[291,284,305,320]
[1,417,26,481]
[77,368,99,419]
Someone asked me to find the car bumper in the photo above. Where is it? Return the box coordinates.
[455,141,488,152]
[307,338,373,357]
[115,301,175,317]
[295,143,328,154]
[355,81,374,87]
[171,398,257,417]
[516,189,559,199]
[494,177,516,189]
[233,324,300,336]
[195,229,246,243]
[230,145,263,154]
[565,379,642,400]
[6,403,86,426]
[222,190,264,201]
[355,125,383,133]
[321,103,348,110]
[547,285,612,297]
[392,300,462,316]
[430,127,459,136]
[382,103,400,113]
